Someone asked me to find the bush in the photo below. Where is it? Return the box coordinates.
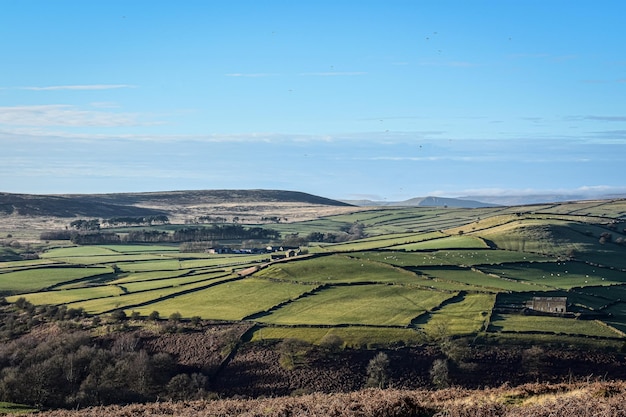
[365,352,390,388]
[320,333,344,355]
[110,310,127,322]
[430,358,450,388]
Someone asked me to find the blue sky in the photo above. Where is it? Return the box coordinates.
[1,0,625,201]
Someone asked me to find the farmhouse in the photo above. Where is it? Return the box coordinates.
[526,296,567,313]
[270,249,299,260]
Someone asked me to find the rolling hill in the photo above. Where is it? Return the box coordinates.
[0,189,353,219]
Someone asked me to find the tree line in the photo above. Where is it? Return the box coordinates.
[69,216,170,231]
[41,225,281,245]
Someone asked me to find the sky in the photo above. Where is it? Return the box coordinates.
[1,0,625,201]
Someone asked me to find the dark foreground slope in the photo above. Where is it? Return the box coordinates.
[32,382,626,417]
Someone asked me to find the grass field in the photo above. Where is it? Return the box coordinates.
[317,231,446,252]
[488,313,621,338]
[128,278,317,320]
[256,285,453,326]
[418,293,496,335]
[480,262,626,290]
[417,267,543,292]
[2,198,626,347]
[392,235,489,251]
[251,326,425,347]
[255,254,418,284]
[350,250,549,268]
[0,266,113,293]
[0,401,36,414]
[63,276,237,314]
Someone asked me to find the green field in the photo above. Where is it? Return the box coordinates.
[256,285,453,326]
[392,235,489,251]
[489,313,621,338]
[255,254,419,284]
[3,199,626,346]
[128,278,317,320]
[480,262,626,290]
[350,249,549,268]
[417,267,542,292]
[0,266,113,293]
[419,293,496,335]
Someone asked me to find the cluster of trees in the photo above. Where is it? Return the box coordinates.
[0,331,188,408]
[102,215,170,227]
[0,301,210,408]
[127,225,280,243]
[70,216,170,231]
[172,225,280,241]
[260,216,284,223]
[69,219,101,231]
[186,215,228,224]
[42,225,282,246]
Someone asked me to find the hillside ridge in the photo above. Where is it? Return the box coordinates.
[0,189,352,218]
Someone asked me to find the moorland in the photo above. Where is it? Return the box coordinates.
[1,189,626,415]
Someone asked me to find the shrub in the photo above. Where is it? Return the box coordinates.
[278,338,311,370]
[430,358,450,388]
[365,352,390,388]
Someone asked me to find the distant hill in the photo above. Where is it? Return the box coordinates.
[0,193,165,218]
[343,196,499,208]
[0,190,352,219]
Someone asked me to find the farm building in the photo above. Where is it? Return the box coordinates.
[526,296,567,313]
[270,249,299,261]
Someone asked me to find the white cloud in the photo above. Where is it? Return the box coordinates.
[0,104,148,127]
[18,84,136,91]
[451,185,626,198]
[0,128,445,144]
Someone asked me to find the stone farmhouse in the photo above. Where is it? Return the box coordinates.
[526,296,567,313]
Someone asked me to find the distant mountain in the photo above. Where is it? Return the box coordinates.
[0,190,352,218]
[342,196,499,208]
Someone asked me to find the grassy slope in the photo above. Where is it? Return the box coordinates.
[1,198,626,345]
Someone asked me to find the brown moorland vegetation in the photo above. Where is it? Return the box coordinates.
[29,381,626,417]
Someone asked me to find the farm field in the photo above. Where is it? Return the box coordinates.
[417,293,496,335]
[488,313,621,338]
[255,285,454,326]
[1,198,626,347]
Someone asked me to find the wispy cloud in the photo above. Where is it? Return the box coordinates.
[225,73,279,77]
[454,185,626,198]
[584,116,626,122]
[0,104,150,127]
[300,72,367,76]
[361,155,499,162]
[18,84,136,91]
[0,129,448,144]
